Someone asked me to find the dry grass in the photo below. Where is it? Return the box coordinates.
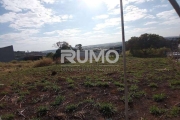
[34,58,53,67]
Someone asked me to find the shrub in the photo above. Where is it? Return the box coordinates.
[36,106,49,117]
[98,103,116,117]
[1,113,15,120]
[169,106,180,117]
[149,105,165,116]
[51,95,65,106]
[148,83,158,88]
[65,104,77,113]
[34,58,53,67]
[153,93,166,102]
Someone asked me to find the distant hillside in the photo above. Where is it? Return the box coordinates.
[41,42,122,53]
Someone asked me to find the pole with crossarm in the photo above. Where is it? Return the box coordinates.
[120,0,128,120]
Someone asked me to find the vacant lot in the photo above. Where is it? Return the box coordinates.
[0,57,180,120]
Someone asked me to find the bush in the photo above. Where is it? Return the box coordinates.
[98,103,116,117]
[34,58,53,67]
[153,93,166,102]
[149,105,165,116]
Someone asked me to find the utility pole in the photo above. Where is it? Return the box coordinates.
[168,0,180,17]
[120,0,128,120]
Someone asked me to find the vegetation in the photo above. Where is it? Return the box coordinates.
[0,57,180,119]
[126,33,171,57]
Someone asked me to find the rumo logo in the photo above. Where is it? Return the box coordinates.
[61,50,119,64]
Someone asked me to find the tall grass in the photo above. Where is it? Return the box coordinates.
[34,58,53,67]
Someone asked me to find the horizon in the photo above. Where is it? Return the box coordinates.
[0,0,180,51]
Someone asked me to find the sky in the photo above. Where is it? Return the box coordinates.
[0,0,180,51]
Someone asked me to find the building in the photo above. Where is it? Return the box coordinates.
[0,45,15,62]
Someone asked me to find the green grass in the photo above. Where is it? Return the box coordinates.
[153,93,166,102]
[98,102,116,117]
[36,106,49,117]
[65,104,77,113]
[1,113,15,120]
[51,95,65,106]
[149,105,166,116]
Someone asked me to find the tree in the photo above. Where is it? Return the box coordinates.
[75,44,82,51]
[53,41,71,60]
[126,33,171,57]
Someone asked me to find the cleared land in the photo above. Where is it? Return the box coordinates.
[0,57,180,120]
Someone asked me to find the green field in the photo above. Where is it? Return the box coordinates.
[0,57,180,120]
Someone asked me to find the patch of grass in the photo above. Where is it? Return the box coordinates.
[149,105,165,116]
[51,95,65,106]
[121,95,133,103]
[66,78,74,84]
[114,82,124,87]
[170,80,180,89]
[117,87,124,92]
[148,83,158,88]
[0,103,5,109]
[131,91,146,98]
[98,102,116,117]
[34,58,53,67]
[169,106,180,117]
[1,113,15,120]
[129,84,138,91]
[65,104,77,113]
[68,84,75,89]
[153,93,166,102]
[36,106,49,117]
[84,81,95,87]
[96,81,109,87]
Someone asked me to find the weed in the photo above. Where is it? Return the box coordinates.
[1,113,15,120]
[114,82,124,87]
[37,106,49,117]
[65,104,77,113]
[153,93,166,102]
[131,91,146,98]
[148,83,158,88]
[84,81,95,87]
[129,84,139,91]
[34,58,52,67]
[66,78,74,84]
[51,95,65,106]
[96,81,109,87]
[149,105,165,116]
[169,106,180,117]
[98,102,116,117]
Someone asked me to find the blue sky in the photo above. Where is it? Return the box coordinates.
[0,0,180,51]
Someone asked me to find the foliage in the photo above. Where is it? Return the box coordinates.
[1,113,15,120]
[149,105,165,116]
[126,33,171,57]
[34,58,53,67]
[65,104,77,113]
[98,103,116,117]
[153,93,166,102]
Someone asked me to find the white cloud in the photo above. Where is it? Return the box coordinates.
[44,28,81,37]
[144,21,158,25]
[93,17,120,30]
[124,5,147,21]
[0,12,16,23]
[92,14,109,20]
[157,9,180,25]
[0,0,72,30]
[41,0,56,4]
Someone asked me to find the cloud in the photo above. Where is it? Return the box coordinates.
[93,17,120,30]
[44,28,81,37]
[157,9,180,25]
[92,14,109,20]
[0,0,72,30]
[124,5,147,21]
[41,0,57,4]
[144,21,158,25]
